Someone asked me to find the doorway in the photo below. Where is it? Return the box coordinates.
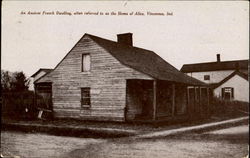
[125,79,153,121]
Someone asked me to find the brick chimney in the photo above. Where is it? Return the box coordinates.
[216,54,221,62]
[117,33,133,46]
[235,62,239,70]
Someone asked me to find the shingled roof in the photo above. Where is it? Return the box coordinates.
[87,34,205,85]
[180,60,249,73]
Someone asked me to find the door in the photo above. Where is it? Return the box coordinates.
[35,83,52,110]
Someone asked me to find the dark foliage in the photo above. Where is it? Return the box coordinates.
[11,71,30,92]
[210,97,249,118]
[1,70,29,92]
[1,70,37,119]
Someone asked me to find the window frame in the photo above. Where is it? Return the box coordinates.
[81,54,91,72]
[222,87,234,100]
[204,75,210,80]
[81,87,91,108]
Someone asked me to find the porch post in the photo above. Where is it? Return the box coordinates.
[187,87,190,114]
[153,80,157,120]
[194,86,197,113]
[207,87,210,116]
[199,87,202,114]
[172,83,175,116]
[34,84,37,108]
[207,88,210,106]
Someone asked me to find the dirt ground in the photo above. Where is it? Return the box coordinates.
[1,125,248,158]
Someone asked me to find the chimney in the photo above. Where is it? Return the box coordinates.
[216,54,221,62]
[235,62,239,70]
[117,33,133,46]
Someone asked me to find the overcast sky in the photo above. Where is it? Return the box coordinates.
[2,1,249,78]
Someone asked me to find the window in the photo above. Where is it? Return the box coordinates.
[82,54,90,72]
[204,75,210,80]
[222,87,234,100]
[81,88,91,108]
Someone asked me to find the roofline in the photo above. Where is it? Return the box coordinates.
[31,68,53,77]
[181,59,249,67]
[34,33,206,86]
[87,34,205,85]
[213,70,249,89]
[180,59,249,73]
[181,68,248,73]
[35,33,154,84]
[34,34,90,83]
[86,33,157,53]
[34,72,53,84]
[86,34,157,80]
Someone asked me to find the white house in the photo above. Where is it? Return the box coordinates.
[213,71,249,102]
[181,54,249,102]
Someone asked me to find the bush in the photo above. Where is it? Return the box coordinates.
[1,70,38,120]
[2,91,38,120]
[210,97,249,118]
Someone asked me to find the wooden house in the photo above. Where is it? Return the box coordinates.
[34,33,210,122]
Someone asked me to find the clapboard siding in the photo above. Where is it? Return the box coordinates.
[37,35,152,121]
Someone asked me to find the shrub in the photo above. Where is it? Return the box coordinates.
[2,91,38,120]
[210,97,249,118]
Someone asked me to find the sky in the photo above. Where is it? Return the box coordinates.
[2,1,249,79]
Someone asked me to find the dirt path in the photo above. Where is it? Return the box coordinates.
[1,132,105,158]
[66,125,248,158]
[1,125,248,158]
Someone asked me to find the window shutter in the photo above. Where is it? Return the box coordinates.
[221,88,224,99]
[231,88,234,99]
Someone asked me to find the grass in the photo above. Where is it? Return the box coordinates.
[210,98,249,119]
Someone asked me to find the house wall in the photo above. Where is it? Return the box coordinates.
[186,70,234,84]
[36,35,152,121]
[214,75,249,102]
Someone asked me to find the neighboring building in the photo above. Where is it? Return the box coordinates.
[31,68,53,83]
[181,54,249,102]
[34,33,210,122]
[29,69,52,91]
[31,68,53,109]
[213,71,249,102]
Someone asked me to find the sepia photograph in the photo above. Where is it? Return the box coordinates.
[1,1,249,158]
